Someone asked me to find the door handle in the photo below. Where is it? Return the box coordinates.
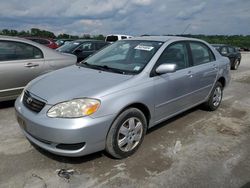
[212,64,218,70]
[24,63,39,68]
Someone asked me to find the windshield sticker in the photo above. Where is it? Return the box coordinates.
[134,66,141,71]
[73,42,80,45]
[135,45,154,51]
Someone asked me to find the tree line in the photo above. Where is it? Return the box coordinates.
[0,28,250,48]
[0,28,105,40]
[179,34,250,49]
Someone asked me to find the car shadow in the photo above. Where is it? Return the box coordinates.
[240,182,250,188]
[30,141,105,164]
[30,105,203,163]
[147,106,201,134]
[0,100,15,109]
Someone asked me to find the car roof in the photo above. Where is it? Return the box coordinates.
[0,35,43,43]
[128,35,200,42]
[73,39,106,43]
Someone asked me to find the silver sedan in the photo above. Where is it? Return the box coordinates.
[0,36,77,102]
[15,36,230,159]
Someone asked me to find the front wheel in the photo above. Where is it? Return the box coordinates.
[106,108,147,159]
[203,82,223,111]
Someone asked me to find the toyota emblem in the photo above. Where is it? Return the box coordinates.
[27,97,33,104]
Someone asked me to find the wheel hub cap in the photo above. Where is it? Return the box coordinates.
[212,86,222,107]
[117,117,143,152]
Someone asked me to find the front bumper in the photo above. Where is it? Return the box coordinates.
[15,96,115,157]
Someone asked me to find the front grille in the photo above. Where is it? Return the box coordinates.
[23,91,45,113]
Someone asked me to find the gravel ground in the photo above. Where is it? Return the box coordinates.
[0,53,250,188]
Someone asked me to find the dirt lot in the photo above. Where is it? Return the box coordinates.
[1,53,250,188]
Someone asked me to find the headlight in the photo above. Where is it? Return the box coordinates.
[47,98,100,118]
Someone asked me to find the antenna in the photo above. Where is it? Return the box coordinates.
[181,24,191,35]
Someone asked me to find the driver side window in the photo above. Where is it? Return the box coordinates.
[157,42,189,70]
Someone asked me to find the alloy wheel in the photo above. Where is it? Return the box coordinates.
[117,117,143,152]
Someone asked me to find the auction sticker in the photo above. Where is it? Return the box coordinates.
[135,45,154,51]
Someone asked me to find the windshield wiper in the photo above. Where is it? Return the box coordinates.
[98,65,126,74]
[80,62,126,74]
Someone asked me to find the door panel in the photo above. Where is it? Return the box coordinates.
[0,40,45,98]
[188,63,218,103]
[153,42,193,122]
[188,42,218,104]
[0,59,44,98]
[154,67,194,122]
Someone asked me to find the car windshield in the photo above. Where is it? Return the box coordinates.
[56,41,80,53]
[80,40,163,75]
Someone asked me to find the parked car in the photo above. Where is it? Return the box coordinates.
[105,34,133,43]
[55,39,74,47]
[26,37,59,49]
[0,36,77,102]
[212,44,241,70]
[15,36,230,159]
[56,40,109,62]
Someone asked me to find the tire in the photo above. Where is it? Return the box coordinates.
[106,108,147,159]
[231,59,240,70]
[203,82,223,111]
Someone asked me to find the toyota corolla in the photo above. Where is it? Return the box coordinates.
[15,36,230,159]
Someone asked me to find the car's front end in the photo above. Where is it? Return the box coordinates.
[14,63,135,156]
[15,91,115,156]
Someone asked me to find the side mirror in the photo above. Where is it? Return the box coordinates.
[155,64,177,75]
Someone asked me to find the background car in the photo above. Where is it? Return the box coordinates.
[56,40,109,62]
[212,44,241,70]
[0,36,77,102]
[55,39,74,47]
[105,34,133,43]
[25,37,59,49]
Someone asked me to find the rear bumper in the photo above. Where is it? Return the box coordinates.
[15,96,115,157]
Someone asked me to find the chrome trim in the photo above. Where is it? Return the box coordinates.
[0,87,24,93]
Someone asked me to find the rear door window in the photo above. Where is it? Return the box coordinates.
[190,42,215,66]
[0,41,44,61]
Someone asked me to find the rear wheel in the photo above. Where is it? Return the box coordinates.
[232,59,240,70]
[203,82,223,111]
[106,108,147,159]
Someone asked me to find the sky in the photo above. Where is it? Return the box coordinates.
[0,0,249,36]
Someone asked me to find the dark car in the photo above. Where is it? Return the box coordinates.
[25,37,59,49]
[56,40,109,62]
[55,39,74,47]
[212,44,241,70]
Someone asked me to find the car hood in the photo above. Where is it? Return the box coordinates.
[27,65,133,104]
